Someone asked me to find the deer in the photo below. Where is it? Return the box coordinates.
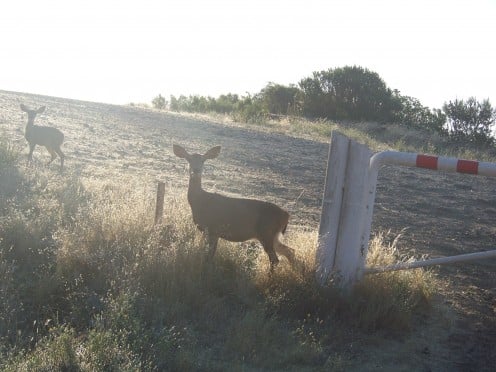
[20,104,65,169]
[173,144,296,272]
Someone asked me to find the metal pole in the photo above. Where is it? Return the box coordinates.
[365,249,496,274]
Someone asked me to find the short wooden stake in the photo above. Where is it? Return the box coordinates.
[154,181,165,225]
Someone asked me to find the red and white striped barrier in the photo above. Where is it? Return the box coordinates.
[370,151,496,177]
[362,150,496,276]
[316,133,496,288]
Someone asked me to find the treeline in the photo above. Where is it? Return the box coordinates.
[152,65,496,146]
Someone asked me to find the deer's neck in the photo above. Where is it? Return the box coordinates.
[25,121,34,137]
[187,174,204,204]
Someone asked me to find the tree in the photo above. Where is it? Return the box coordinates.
[259,83,302,116]
[394,93,446,133]
[211,94,240,113]
[443,97,495,145]
[152,94,166,110]
[298,66,399,122]
[299,72,336,119]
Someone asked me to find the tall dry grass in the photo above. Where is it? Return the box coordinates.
[175,110,496,162]
[0,134,436,370]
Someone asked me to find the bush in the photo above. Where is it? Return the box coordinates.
[299,65,399,122]
[259,82,302,116]
[393,94,446,133]
[152,94,167,110]
[169,94,210,113]
[443,97,495,146]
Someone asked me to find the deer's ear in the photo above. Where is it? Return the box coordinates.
[204,146,221,160]
[173,144,190,159]
[20,104,28,112]
[37,106,46,114]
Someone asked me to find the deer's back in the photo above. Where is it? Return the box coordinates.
[26,125,64,147]
[189,191,289,242]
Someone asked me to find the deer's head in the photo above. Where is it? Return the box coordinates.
[173,144,221,179]
[20,104,46,125]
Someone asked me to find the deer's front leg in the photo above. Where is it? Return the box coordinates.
[28,142,36,162]
[205,229,219,259]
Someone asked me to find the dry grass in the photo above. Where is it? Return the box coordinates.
[355,232,435,331]
[171,109,496,162]
[0,132,438,370]
[1,90,493,369]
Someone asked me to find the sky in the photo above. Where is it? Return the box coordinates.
[1,0,495,109]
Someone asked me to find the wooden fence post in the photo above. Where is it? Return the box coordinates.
[316,132,349,285]
[318,134,496,285]
[316,132,372,288]
[333,140,372,287]
[154,181,165,225]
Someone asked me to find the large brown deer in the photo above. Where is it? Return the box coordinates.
[173,144,295,271]
[20,104,65,169]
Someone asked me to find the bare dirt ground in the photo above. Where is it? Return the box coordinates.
[1,90,495,371]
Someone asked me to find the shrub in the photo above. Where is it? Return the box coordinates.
[259,82,302,116]
[299,65,399,122]
[443,97,496,146]
[151,94,167,110]
[394,94,446,133]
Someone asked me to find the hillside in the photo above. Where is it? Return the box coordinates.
[1,89,495,370]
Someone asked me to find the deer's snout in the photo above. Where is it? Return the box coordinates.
[189,168,203,178]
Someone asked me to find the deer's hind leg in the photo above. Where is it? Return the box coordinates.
[55,147,65,169]
[274,239,296,266]
[46,147,57,165]
[260,237,280,272]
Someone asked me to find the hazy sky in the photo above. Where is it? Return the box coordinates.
[1,0,495,109]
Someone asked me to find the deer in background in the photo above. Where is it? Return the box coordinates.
[20,104,65,169]
[173,144,295,272]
